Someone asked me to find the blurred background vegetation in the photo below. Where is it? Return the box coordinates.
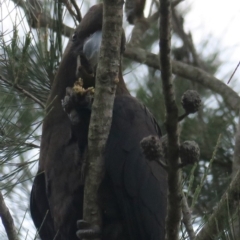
[0,0,239,239]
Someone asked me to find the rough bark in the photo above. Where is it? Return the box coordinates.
[0,192,19,240]
[82,0,124,236]
[6,1,240,112]
[159,1,182,240]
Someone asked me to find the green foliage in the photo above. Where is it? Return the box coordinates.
[0,1,70,238]
[0,0,238,239]
[133,7,237,238]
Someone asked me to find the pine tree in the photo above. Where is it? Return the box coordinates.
[0,0,240,239]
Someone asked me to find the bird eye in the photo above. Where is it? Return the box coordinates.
[72,33,77,41]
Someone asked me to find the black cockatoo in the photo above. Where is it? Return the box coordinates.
[30,3,167,240]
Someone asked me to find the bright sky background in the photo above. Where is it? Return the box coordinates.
[1,0,240,83]
[180,0,240,83]
[1,0,240,239]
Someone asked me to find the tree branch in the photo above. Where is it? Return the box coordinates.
[124,47,240,111]
[62,0,79,24]
[128,19,150,46]
[128,0,184,47]
[0,191,19,240]
[172,8,204,69]
[83,0,124,235]
[70,0,82,22]
[11,0,240,112]
[227,61,240,84]
[159,1,181,240]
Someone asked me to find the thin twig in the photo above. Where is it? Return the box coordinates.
[178,112,189,122]
[171,8,204,69]
[0,76,45,109]
[70,0,82,22]
[195,169,240,240]
[182,193,196,240]
[0,138,40,149]
[0,191,19,240]
[128,0,158,47]
[62,0,79,24]
[227,61,240,84]
[128,0,184,47]
[159,0,182,240]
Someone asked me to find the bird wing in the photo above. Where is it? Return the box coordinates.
[30,171,57,239]
[105,95,167,240]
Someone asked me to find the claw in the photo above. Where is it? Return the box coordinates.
[62,79,94,125]
[76,220,101,239]
[72,79,94,96]
[77,220,91,229]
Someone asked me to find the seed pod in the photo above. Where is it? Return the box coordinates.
[181,90,201,114]
[140,135,162,161]
[180,140,200,165]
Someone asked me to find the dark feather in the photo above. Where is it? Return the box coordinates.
[30,3,167,240]
[104,95,167,240]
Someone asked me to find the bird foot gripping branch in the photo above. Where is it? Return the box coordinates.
[62,79,94,125]
[30,3,168,240]
[76,220,101,239]
[73,78,95,96]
